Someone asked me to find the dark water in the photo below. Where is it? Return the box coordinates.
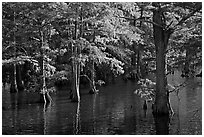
[2,71,202,135]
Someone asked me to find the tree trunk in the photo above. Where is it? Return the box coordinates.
[10,64,18,93]
[89,60,98,94]
[136,7,143,78]
[152,3,173,115]
[136,45,141,78]
[71,46,80,102]
[40,29,47,104]
[16,64,24,91]
[183,46,190,76]
[71,17,80,102]
[71,6,83,102]
[42,54,47,104]
[89,25,98,93]
[10,9,18,93]
[10,64,25,92]
[131,44,137,67]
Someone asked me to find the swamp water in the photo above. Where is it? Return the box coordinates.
[2,71,202,134]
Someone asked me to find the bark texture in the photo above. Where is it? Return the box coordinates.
[152,3,173,115]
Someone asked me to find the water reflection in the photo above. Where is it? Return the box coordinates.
[175,98,181,134]
[43,103,52,135]
[2,74,202,135]
[73,102,81,134]
[143,107,147,118]
[10,93,18,109]
[92,94,97,133]
[154,115,170,135]
[3,98,45,134]
[168,70,202,135]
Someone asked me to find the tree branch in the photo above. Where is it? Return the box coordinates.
[165,20,173,30]
[80,74,92,83]
[169,81,187,93]
[173,4,202,28]
[30,37,40,42]
[166,71,174,76]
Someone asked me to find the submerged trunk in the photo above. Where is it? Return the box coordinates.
[152,3,173,115]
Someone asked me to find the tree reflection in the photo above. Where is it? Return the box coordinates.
[43,102,51,135]
[73,102,81,134]
[10,93,17,109]
[143,100,147,118]
[10,92,21,133]
[92,94,97,134]
[176,101,181,134]
[154,114,170,135]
